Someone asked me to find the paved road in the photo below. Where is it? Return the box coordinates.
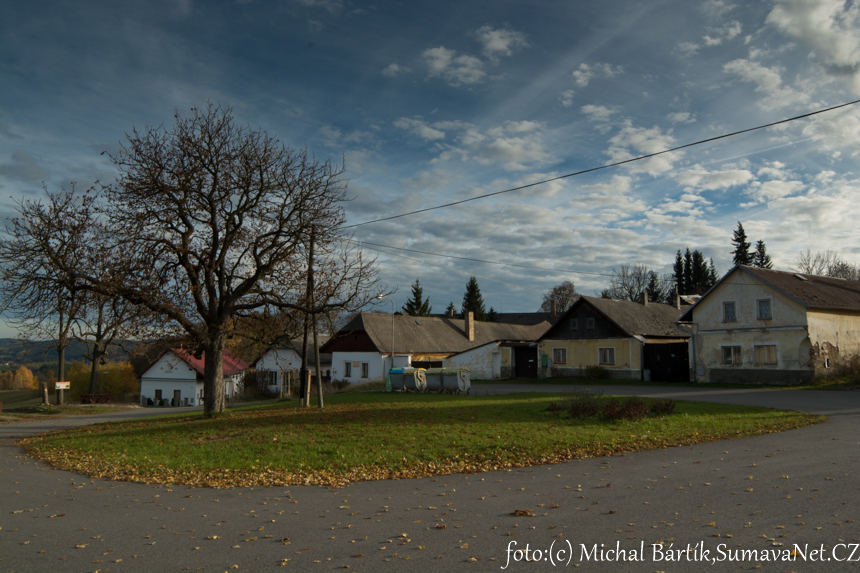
[2,386,858,572]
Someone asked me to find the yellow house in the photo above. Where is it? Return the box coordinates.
[538,295,691,381]
[680,265,860,384]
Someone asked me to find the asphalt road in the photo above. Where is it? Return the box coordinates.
[2,386,858,573]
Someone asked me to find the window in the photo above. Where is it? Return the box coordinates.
[755,345,777,365]
[154,389,162,400]
[757,299,772,320]
[361,363,369,378]
[344,361,352,377]
[723,302,736,322]
[598,347,615,365]
[569,319,578,330]
[586,318,595,329]
[721,346,742,365]
[552,348,567,364]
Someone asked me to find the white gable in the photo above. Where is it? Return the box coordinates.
[141,351,198,381]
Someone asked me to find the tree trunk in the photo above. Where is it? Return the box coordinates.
[312,311,324,409]
[89,344,105,395]
[203,332,227,415]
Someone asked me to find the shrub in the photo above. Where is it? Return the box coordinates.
[584,365,608,379]
[650,399,676,415]
[546,402,565,415]
[600,397,649,421]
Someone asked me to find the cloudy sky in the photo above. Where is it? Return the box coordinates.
[2,0,859,335]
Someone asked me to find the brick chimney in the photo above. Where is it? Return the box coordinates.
[642,290,649,306]
[675,292,681,310]
[550,299,557,317]
[465,311,474,342]
[448,307,455,318]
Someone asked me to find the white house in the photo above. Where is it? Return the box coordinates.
[252,339,331,395]
[320,312,551,383]
[680,265,860,384]
[140,348,249,405]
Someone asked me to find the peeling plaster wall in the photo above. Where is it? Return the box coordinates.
[807,309,860,374]
[444,343,499,380]
[690,271,812,384]
[539,339,640,378]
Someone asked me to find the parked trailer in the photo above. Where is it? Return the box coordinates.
[424,367,471,394]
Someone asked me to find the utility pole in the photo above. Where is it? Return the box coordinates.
[310,228,324,409]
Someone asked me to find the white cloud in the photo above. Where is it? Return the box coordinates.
[572,63,622,87]
[666,111,696,123]
[423,46,486,86]
[393,117,446,140]
[702,20,742,46]
[0,150,50,185]
[802,106,860,154]
[474,26,528,60]
[723,58,811,108]
[605,122,681,176]
[675,164,754,190]
[746,179,805,202]
[559,90,575,107]
[767,0,860,93]
[382,63,411,77]
[581,104,615,123]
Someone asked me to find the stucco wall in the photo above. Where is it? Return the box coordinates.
[330,351,385,382]
[140,379,202,405]
[142,353,198,381]
[444,343,499,380]
[807,309,860,374]
[689,270,812,384]
[539,339,641,377]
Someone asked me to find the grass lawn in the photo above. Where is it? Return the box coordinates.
[0,389,138,420]
[471,376,860,391]
[22,392,823,488]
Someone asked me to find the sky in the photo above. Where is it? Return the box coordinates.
[2,0,860,336]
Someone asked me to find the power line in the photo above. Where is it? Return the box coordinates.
[352,239,615,277]
[344,99,860,229]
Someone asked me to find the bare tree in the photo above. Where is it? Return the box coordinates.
[794,249,859,279]
[539,280,578,313]
[0,186,92,401]
[68,104,380,415]
[601,264,671,302]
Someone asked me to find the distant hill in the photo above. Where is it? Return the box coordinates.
[0,338,131,368]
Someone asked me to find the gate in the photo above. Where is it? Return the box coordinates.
[643,342,689,383]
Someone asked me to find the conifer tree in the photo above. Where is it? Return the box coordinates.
[691,250,708,294]
[683,248,693,294]
[401,279,432,316]
[487,307,498,322]
[731,221,754,266]
[707,258,719,287]
[673,250,685,295]
[752,240,773,269]
[460,276,487,321]
[445,301,457,317]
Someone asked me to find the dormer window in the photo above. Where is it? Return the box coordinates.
[586,318,595,329]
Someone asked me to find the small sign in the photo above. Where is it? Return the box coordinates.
[56,381,70,390]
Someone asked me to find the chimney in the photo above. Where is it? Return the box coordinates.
[448,307,455,318]
[675,292,681,310]
[465,311,474,342]
[642,290,649,306]
[550,299,557,317]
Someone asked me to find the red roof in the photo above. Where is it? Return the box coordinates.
[170,348,249,377]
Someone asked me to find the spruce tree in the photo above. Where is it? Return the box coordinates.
[691,250,708,294]
[445,301,457,317]
[461,276,487,321]
[707,258,719,288]
[752,240,773,269]
[401,279,432,316]
[673,250,685,295]
[731,222,754,266]
[683,248,693,295]
[487,307,498,322]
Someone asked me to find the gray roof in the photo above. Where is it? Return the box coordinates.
[547,296,690,339]
[333,313,551,354]
[680,265,860,320]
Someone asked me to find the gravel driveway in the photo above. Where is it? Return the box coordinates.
[2,386,858,572]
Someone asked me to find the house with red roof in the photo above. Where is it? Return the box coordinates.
[139,348,249,406]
